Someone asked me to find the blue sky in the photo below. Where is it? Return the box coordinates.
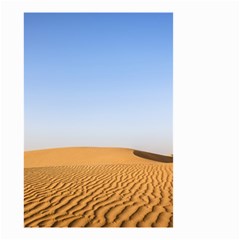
[24,13,173,154]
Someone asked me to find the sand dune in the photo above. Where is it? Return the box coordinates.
[133,150,173,163]
[24,147,173,227]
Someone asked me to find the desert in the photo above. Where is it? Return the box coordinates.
[24,147,173,227]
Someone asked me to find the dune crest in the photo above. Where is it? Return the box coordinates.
[133,150,173,163]
[24,147,173,227]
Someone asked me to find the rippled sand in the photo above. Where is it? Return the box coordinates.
[24,147,173,227]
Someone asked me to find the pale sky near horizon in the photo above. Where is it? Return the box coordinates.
[24,13,173,154]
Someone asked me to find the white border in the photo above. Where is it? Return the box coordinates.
[1,0,239,240]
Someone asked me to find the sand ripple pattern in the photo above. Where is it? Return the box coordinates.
[24,164,173,227]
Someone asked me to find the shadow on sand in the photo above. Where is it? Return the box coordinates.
[133,150,173,163]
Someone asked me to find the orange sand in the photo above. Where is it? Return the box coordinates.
[24,147,173,227]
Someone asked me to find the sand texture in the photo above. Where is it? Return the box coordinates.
[24,147,173,227]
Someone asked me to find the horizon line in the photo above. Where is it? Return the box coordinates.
[24,145,173,156]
